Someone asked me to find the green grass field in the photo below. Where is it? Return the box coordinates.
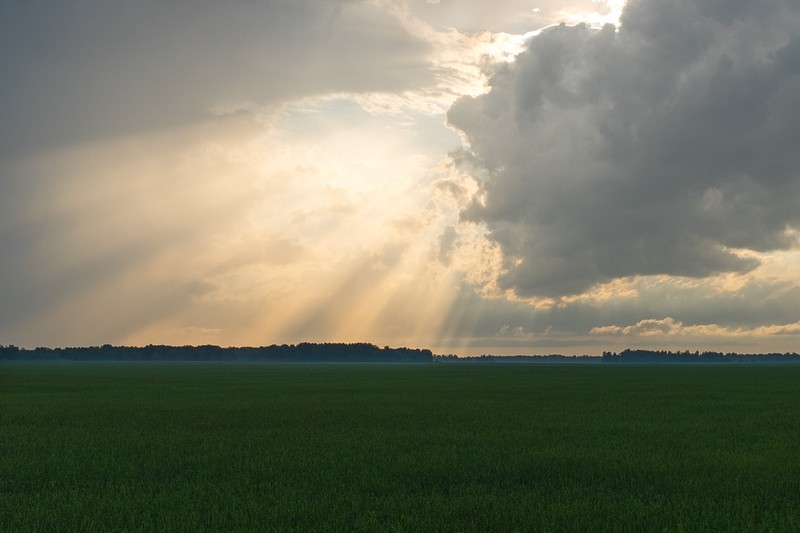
[2,363,800,531]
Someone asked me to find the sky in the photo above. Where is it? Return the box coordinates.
[2,0,799,356]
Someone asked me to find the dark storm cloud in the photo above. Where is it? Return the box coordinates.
[0,0,433,156]
[447,0,800,299]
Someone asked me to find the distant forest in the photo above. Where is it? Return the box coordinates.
[0,343,433,363]
[1,345,799,363]
[447,349,800,364]
[601,348,800,364]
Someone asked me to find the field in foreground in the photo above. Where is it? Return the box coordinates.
[2,363,800,532]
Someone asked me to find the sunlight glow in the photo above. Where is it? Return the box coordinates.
[6,0,800,358]
[559,0,624,27]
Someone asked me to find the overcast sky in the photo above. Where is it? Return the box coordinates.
[2,0,799,355]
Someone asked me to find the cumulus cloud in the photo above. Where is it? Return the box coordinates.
[448,0,800,299]
[590,317,688,336]
[590,317,800,337]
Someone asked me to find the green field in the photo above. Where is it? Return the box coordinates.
[2,363,800,531]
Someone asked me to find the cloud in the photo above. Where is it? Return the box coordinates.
[401,0,622,33]
[590,317,687,336]
[433,271,800,352]
[447,0,800,299]
[0,1,434,156]
[437,225,458,264]
[590,317,800,338]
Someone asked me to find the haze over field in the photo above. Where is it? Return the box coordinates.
[2,0,799,355]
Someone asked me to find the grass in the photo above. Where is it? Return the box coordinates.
[2,362,800,531]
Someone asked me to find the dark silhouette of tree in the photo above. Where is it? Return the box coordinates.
[0,343,434,363]
[601,348,800,364]
[2,344,797,363]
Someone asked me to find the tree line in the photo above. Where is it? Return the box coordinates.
[2,344,798,363]
[0,342,434,363]
[601,348,800,364]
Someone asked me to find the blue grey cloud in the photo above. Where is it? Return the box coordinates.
[0,1,433,157]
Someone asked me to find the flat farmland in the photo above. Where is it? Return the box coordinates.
[2,363,800,531]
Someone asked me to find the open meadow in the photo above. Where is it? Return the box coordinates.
[2,362,800,531]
